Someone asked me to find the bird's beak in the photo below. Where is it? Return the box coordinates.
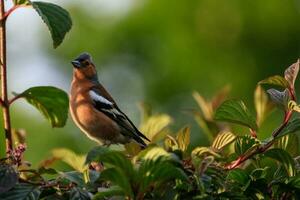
[71,60,81,68]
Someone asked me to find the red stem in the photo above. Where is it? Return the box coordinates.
[0,0,13,154]
[249,128,257,138]
[226,86,296,169]
[226,100,294,169]
[8,94,22,105]
[0,1,29,156]
[1,5,29,21]
[289,86,296,102]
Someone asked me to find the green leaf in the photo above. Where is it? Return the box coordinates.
[137,146,177,162]
[259,75,289,89]
[85,146,110,164]
[37,167,57,176]
[264,148,296,177]
[234,136,259,156]
[52,148,86,172]
[164,135,178,151]
[226,169,249,186]
[250,167,270,181]
[274,134,299,157]
[141,162,187,193]
[0,164,18,193]
[140,113,172,142]
[287,174,300,189]
[61,171,86,187]
[100,168,133,198]
[250,167,269,181]
[288,100,300,112]
[93,186,124,200]
[32,1,72,48]
[85,146,134,177]
[124,142,142,156]
[273,165,288,180]
[137,147,187,193]
[193,91,213,120]
[176,126,190,152]
[61,170,99,188]
[69,187,91,200]
[191,147,221,158]
[13,0,30,5]
[284,59,300,88]
[201,166,227,192]
[254,85,273,126]
[211,131,236,151]
[278,118,300,138]
[83,169,100,185]
[0,183,41,200]
[18,86,69,127]
[214,99,258,130]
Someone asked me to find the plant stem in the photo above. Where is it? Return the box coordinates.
[226,87,296,170]
[249,128,257,138]
[9,93,22,105]
[0,0,12,153]
[226,110,293,169]
[1,5,29,21]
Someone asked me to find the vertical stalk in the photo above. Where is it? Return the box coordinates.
[0,0,12,153]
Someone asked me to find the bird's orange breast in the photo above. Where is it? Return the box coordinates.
[70,79,121,144]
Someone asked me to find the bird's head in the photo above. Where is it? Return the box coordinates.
[71,53,98,81]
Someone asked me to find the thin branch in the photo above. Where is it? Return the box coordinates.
[19,177,41,185]
[0,97,4,106]
[19,169,46,183]
[8,94,22,105]
[289,86,297,102]
[226,118,290,169]
[249,128,257,138]
[0,0,13,153]
[226,88,296,170]
[2,5,18,21]
[0,4,30,21]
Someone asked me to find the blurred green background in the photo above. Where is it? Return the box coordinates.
[1,0,300,167]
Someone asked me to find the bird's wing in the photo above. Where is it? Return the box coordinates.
[89,89,149,146]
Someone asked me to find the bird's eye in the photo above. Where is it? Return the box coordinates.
[83,61,89,66]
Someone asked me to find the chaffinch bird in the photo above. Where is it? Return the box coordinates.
[70,53,150,148]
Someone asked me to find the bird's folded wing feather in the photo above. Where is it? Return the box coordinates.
[89,89,150,144]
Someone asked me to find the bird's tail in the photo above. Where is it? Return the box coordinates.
[136,139,148,149]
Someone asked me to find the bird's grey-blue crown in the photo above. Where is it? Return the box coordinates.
[71,52,93,69]
[75,52,92,62]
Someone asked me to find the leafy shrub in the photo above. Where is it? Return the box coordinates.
[0,1,300,199]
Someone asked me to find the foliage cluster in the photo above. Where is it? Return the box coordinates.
[1,1,300,200]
